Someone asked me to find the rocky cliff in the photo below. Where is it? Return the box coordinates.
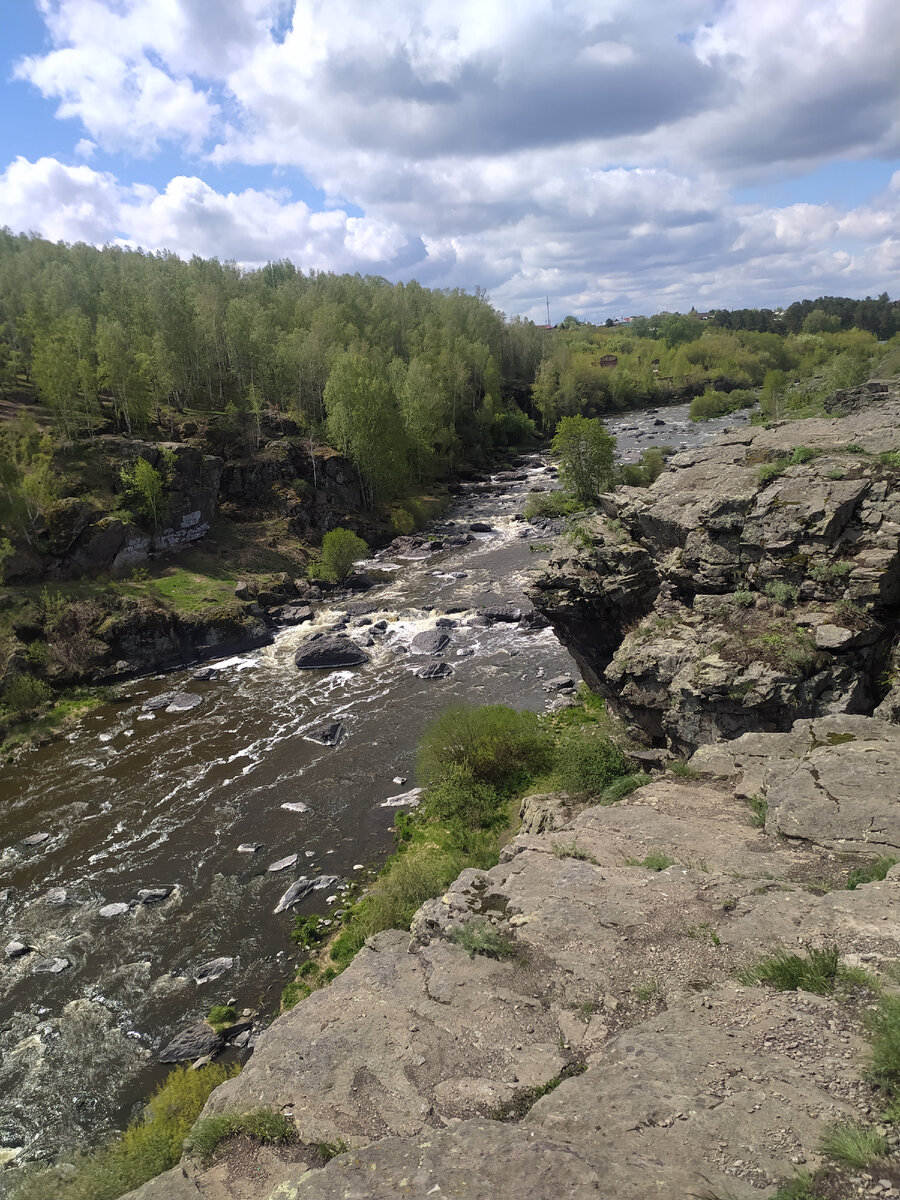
[529,390,900,753]
[119,714,900,1199]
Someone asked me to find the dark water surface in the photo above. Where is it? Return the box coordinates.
[0,402,749,1166]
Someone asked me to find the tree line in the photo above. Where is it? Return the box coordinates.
[0,230,548,509]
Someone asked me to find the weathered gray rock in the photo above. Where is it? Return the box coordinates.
[268,854,299,872]
[99,902,131,918]
[530,396,900,749]
[479,605,522,623]
[237,842,261,853]
[193,957,234,985]
[278,604,313,625]
[303,723,344,746]
[165,693,202,713]
[692,713,900,852]
[272,877,313,913]
[158,1022,224,1064]
[415,661,453,679]
[5,941,30,958]
[410,629,450,655]
[137,887,172,905]
[32,957,70,974]
[281,802,309,813]
[21,832,50,846]
[294,635,369,670]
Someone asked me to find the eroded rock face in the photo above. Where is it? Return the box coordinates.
[529,392,900,750]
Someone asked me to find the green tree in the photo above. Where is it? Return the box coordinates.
[119,451,174,530]
[316,527,369,583]
[324,352,406,507]
[551,415,615,502]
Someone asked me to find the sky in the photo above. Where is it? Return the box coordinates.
[1,0,899,323]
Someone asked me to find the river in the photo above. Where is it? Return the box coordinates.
[0,400,749,1168]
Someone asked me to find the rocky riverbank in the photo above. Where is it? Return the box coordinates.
[529,385,900,752]
[116,711,900,1199]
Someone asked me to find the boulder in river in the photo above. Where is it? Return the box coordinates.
[416,662,454,679]
[22,832,50,847]
[469,522,493,533]
[5,941,30,958]
[32,957,70,974]
[142,695,172,711]
[294,635,369,670]
[191,666,219,681]
[380,788,424,808]
[281,802,310,813]
[237,843,262,853]
[279,604,314,625]
[273,877,312,913]
[159,1022,224,1063]
[137,887,172,905]
[269,854,299,872]
[194,957,234,985]
[480,606,522,624]
[304,723,345,746]
[99,903,131,918]
[411,629,450,655]
[165,693,202,713]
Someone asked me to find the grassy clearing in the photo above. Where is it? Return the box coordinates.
[186,1108,296,1166]
[9,1064,237,1200]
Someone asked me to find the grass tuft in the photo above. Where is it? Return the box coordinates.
[187,1108,296,1165]
[625,851,676,871]
[737,945,861,995]
[846,856,897,890]
[820,1120,887,1169]
[449,918,523,962]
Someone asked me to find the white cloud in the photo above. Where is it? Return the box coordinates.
[5,1,900,319]
[2,154,898,323]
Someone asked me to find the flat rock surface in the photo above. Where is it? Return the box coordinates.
[692,713,900,851]
[122,767,900,1200]
[294,635,369,670]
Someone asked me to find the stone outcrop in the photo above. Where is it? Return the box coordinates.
[692,712,900,853]
[529,390,900,751]
[123,767,900,1200]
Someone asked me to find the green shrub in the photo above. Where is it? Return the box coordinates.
[789,446,821,464]
[2,672,52,717]
[206,1005,237,1031]
[746,794,768,828]
[625,851,676,871]
[552,729,628,797]
[417,704,552,794]
[866,993,900,1094]
[809,559,854,584]
[690,388,757,421]
[757,459,788,484]
[764,580,799,606]
[314,527,369,583]
[733,589,754,607]
[390,506,416,535]
[10,1064,236,1200]
[879,450,900,468]
[420,764,506,830]
[522,491,581,520]
[187,1108,296,1165]
[599,773,651,804]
